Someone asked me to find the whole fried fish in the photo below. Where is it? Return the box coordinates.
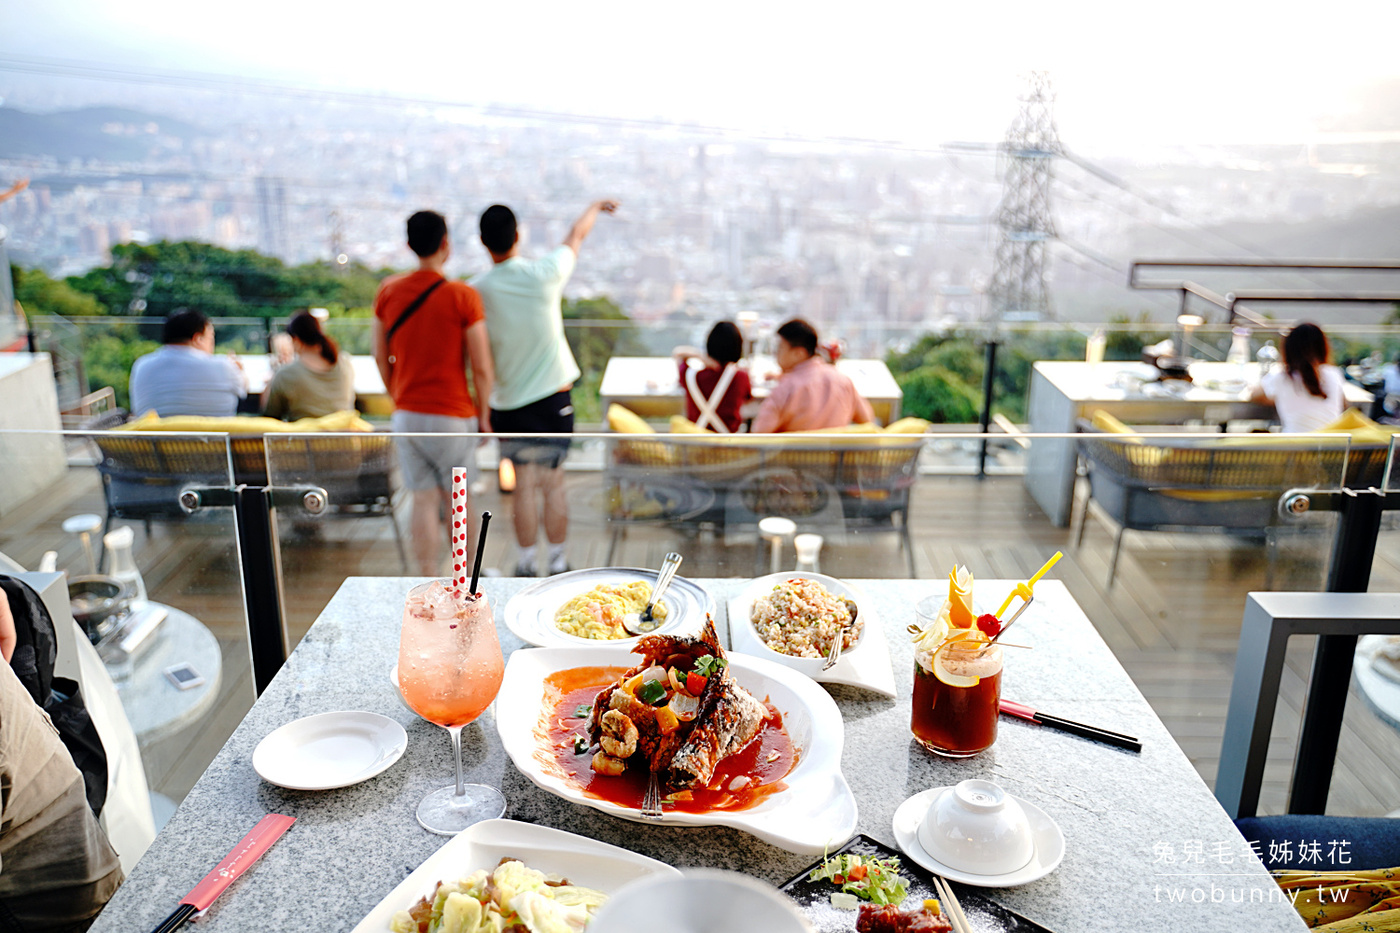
[586,617,767,792]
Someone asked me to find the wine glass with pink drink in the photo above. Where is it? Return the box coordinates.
[397,475,505,834]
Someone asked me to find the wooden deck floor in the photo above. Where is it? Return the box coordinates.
[4,463,1400,818]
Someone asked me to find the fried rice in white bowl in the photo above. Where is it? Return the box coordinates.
[734,572,864,677]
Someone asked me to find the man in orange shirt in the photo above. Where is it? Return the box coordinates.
[373,211,494,576]
[752,318,873,433]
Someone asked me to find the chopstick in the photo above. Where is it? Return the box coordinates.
[1000,698,1143,753]
[149,903,196,933]
[931,875,972,933]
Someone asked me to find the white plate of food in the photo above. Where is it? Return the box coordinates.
[503,566,715,648]
[495,624,858,855]
[252,711,408,791]
[349,818,680,933]
[729,572,895,698]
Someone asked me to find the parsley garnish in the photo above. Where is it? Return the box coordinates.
[693,655,728,678]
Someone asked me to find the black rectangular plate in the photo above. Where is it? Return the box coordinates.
[779,834,1052,933]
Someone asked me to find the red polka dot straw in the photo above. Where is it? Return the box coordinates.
[451,468,469,597]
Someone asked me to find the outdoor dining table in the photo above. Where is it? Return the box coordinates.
[90,577,1303,932]
[1025,360,1374,526]
[600,356,904,425]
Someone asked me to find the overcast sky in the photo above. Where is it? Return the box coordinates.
[3,0,1399,150]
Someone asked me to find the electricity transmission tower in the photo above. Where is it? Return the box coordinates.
[987,72,1061,321]
[327,210,346,267]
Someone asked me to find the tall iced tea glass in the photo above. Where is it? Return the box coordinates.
[911,596,1003,757]
[398,580,506,834]
[911,638,1003,757]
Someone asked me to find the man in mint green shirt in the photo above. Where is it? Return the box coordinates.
[477,199,617,576]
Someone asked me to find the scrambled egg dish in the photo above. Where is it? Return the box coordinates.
[554,581,667,640]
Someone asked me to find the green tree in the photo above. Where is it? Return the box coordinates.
[64,241,386,321]
[11,264,105,317]
[898,367,982,423]
[562,296,641,423]
[886,330,984,423]
[83,325,158,409]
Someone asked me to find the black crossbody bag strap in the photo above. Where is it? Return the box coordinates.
[385,279,446,351]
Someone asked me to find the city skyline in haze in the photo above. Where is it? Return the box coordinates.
[4,1,1400,152]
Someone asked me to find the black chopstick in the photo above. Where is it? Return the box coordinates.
[1033,712,1142,753]
[150,903,196,933]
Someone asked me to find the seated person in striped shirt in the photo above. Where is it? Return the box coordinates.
[752,318,873,433]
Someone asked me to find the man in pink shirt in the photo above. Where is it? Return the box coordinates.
[752,318,875,433]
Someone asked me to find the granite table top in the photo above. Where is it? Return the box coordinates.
[91,577,1304,932]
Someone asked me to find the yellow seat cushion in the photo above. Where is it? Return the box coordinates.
[607,404,654,434]
[1317,407,1398,446]
[120,409,373,434]
[1088,409,1167,468]
[789,422,880,435]
[882,417,931,434]
[1090,409,1141,440]
[608,404,678,466]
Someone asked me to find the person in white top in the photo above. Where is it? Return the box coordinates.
[1250,322,1347,432]
[475,200,617,577]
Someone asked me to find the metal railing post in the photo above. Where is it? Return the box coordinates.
[1287,488,1385,813]
[977,339,999,479]
[232,485,289,695]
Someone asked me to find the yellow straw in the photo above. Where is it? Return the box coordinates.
[1026,550,1063,587]
[995,550,1064,619]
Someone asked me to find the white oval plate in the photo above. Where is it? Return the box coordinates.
[252,710,407,791]
[892,786,1065,887]
[503,567,715,648]
[730,573,895,698]
[496,645,858,856]
[349,818,681,933]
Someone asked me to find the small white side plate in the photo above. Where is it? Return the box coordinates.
[252,711,408,791]
[892,786,1065,887]
[730,573,895,698]
[349,818,681,933]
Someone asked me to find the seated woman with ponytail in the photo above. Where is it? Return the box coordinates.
[1250,321,1348,433]
[263,311,356,420]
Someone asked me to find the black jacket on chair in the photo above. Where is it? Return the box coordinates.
[1,575,109,817]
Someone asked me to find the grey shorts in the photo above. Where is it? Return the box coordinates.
[391,411,479,492]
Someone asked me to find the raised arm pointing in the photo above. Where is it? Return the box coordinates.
[562,199,618,255]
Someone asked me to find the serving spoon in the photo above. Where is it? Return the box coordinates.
[822,600,859,671]
[622,552,683,636]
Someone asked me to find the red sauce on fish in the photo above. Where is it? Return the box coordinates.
[537,666,798,813]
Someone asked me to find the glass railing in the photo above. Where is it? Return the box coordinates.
[0,428,256,848]
[0,227,19,351]
[28,315,1400,429]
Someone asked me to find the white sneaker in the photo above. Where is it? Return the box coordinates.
[548,556,571,575]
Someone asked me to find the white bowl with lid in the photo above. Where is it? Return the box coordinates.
[917,779,1035,876]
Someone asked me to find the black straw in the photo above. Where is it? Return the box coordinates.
[150,903,196,933]
[1034,713,1142,753]
[469,511,491,595]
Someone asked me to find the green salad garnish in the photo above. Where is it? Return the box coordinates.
[808,852,909,906]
